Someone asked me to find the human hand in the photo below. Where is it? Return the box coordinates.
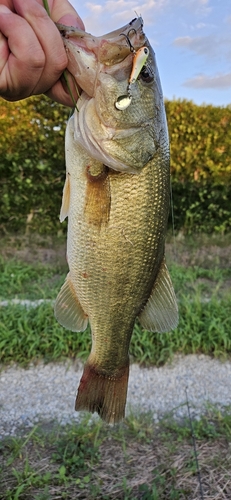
[0,0,84,105]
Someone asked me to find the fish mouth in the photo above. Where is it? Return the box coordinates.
[56,17,146,64]
[56,17,147,96]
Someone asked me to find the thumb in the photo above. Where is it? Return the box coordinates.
[57,14,85,30]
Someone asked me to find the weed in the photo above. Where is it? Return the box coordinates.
[161,405,231,442]
[1,410,231,499]
[51,418,101,475]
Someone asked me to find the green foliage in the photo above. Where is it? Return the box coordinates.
[162,405,231,441]
[0,256,67,300]
[51,416,101,476]
[0,303,92,365]
[131,294,231,366]
[1,96,231,234]
[165,99,231,183]
[0,95,69,234]
[1,293,231,366]
[165,99,231,234]
[170,179,231,235]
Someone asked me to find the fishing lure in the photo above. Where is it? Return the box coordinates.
[129,46,149,84]
[115,46,149,110]
[115,31,149,111]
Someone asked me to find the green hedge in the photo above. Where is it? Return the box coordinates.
[0,96,69,234]
[0,96,231,234]
[166,99,231,234]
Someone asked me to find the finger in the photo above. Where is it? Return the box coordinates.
[46,67,82,106]
[0,20,9,69]
[46,79,78,107]
[11,0,68,95]
[48,0,85,30]
[0,1,14,10]
[0,0,85,104]
[38,0,85,105]
[51,3,85,105]
[0,5,46,99]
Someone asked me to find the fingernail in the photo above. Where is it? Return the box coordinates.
[58,15,84,29]
[0,5,11,14]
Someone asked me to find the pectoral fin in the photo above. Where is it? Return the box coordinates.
[54,273,88,332]
[60,175,70,222]
[138,258,178,333]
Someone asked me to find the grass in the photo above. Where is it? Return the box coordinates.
[0,294,231,366]
[0,257,67,300]
[0,409,231,499]
[0,235,231,498]
[1,255,230,301]
[0,303,91,365]
[0,254,231,366]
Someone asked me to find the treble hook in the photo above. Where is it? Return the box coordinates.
[119,30,137,53]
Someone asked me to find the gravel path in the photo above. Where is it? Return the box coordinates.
[1,354,231,438]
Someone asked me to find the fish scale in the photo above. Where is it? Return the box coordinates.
[55,17,178,423]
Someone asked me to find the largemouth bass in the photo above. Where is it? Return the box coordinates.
[55,17,178,423]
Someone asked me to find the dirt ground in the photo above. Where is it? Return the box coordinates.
[0,232,230,268]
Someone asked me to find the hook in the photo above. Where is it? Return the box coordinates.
[127,28,137,38]
[119,32,136,53]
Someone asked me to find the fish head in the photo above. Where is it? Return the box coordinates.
[58,18,168,173]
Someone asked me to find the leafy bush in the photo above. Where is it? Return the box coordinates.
[0,95,68,234]
[165,99,231,234]
[165,99,231,183]
[171,180,231,234]
[0,96,231,234]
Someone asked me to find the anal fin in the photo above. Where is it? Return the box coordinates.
[54,272,88,332]
[138,258,178,333]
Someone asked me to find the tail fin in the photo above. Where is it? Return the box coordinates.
[75,361,129,424]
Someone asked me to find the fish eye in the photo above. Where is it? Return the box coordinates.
[139,65,154,83]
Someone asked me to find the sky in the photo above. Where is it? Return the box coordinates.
[70,0,231,107]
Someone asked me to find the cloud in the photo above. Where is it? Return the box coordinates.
[189,0,211,15]
[173,35,217,57]
[194,22,206,28]
[73,0,213,37]
[173,34,231,63]
[86,0,167,13]
[189,21,216,31]
[174,0,211,17]
[83,0,168,34]
[183,72,231,89]
[85,0,164,18]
